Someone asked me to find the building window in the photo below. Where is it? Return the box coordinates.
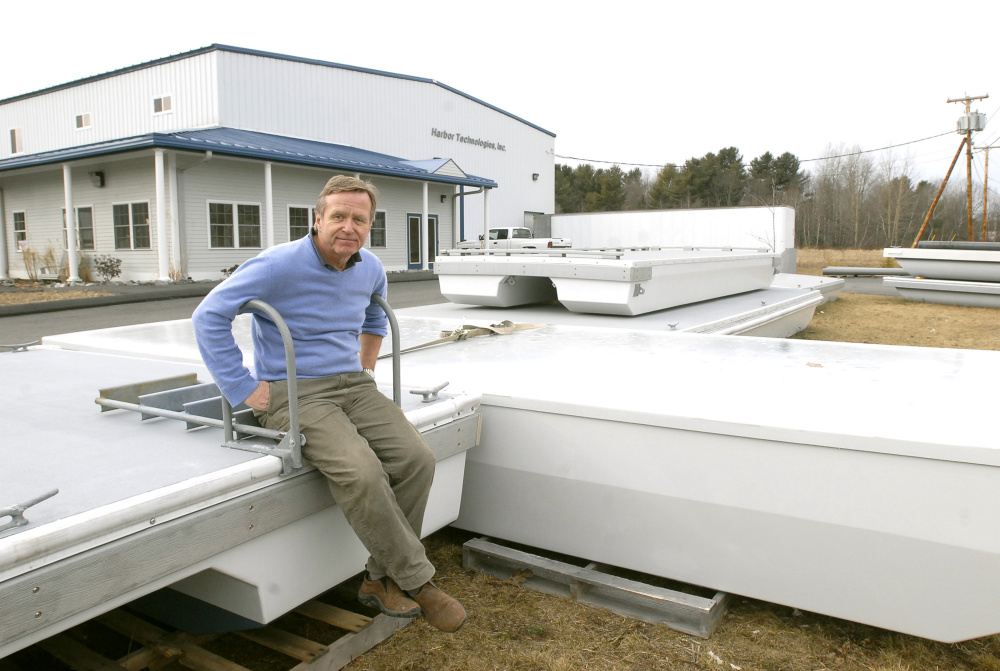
[62,207,95,251]
[209,202,261,249]
[113,202,151,249]
[10,128,23,154]
[75,113,91,129]
[369,211,386,248]
[153,96,172,114]
[288,206,312,241]
[13,212,26,251]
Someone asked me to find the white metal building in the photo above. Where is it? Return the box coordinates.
[0,45,556,281]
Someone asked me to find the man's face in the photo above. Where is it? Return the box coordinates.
[314,191,372,270]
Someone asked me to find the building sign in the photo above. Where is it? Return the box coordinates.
[432,128,506,151]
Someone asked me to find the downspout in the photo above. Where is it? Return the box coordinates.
[453,186,485,243]
[0,184,8,280]
[264,162,274,248]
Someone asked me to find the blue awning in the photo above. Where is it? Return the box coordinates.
[0,127,498,189]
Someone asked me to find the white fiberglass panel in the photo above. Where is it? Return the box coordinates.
[387,313,1000,464]
[884,247,1000,282]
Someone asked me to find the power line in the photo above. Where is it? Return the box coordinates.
[555,130,956,169]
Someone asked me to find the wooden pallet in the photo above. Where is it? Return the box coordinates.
[463,537,730,638]
[0,582,408,671]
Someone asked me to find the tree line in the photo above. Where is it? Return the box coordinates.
[555,144,999,248]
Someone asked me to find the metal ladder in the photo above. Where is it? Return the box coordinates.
[95,295,403,476]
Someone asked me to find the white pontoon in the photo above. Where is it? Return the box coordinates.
[0,311,480,659]
[436,247,779,315]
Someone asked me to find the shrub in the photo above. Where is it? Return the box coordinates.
[221,264,240,277]
[93,255,123,282]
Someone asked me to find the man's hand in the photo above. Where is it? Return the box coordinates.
[244,382,270,411]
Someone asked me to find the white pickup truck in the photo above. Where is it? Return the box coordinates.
[458,227,572,250]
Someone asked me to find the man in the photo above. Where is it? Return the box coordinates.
[192,175,466,633]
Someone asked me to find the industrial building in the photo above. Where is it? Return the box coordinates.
[0,44,555,281]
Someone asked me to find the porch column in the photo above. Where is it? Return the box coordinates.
[0,183,9,279]
[421,181,429,270]
[154,149,169,281]
[63,164,81,283]
[453,185,460,247]
[264,162,274,248]
[168,151,181,276]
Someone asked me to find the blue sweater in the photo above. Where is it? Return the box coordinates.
[192,236,388,405]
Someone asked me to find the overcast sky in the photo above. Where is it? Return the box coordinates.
[4,0,998,182]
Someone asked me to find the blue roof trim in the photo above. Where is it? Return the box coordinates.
[0,128,499,189]
[0,44,556,139]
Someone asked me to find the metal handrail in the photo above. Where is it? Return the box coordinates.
[220,295,402,473]
[370,294,401,407]
[223,299,303,474]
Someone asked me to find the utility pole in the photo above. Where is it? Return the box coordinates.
[983,144,1000,242]
[947,94,988,240]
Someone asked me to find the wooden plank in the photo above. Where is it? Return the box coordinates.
[97,610,249,671]
[291,615,410,671]
[236,627,328,663]
[293,601,370,633]
[35,633,123,671]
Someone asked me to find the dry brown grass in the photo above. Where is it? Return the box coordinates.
[795,247,899,276]
[0,289,109,306]
[348,528,1000,671]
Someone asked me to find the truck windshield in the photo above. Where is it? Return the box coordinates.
[512,229,531,238]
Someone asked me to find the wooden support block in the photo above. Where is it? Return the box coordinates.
[291,614,410,671]
[236,627,328,663]
[294,601,371,633]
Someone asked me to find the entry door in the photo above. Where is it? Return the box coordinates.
[407,215,422,269]
[406,214,439,269]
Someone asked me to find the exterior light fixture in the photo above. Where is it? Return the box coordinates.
[532,173,539,181]
[88,171,105,187]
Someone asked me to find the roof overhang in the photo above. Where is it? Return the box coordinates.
[0,128,498,189]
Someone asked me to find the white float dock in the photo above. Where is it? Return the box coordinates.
[436,247,779,315]
[0,318,481,659]
[378,308,1000,643]
[882,245,1000,307]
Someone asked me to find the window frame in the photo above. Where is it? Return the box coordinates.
[207,201,263,250]
[9,128,23,154]
[62,206,96,251]
[287,205,314,242]
[367,210,387,248]
[112,201,152,250]
[153,95,173,115]
[13,211,26,252]
[75,113,92,130]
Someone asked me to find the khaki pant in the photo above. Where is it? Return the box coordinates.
[255,373,436,591]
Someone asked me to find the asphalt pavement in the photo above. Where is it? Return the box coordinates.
[0,272,895,347]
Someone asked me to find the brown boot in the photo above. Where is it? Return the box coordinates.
[410,582,467,633]
[358,576,421,618]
